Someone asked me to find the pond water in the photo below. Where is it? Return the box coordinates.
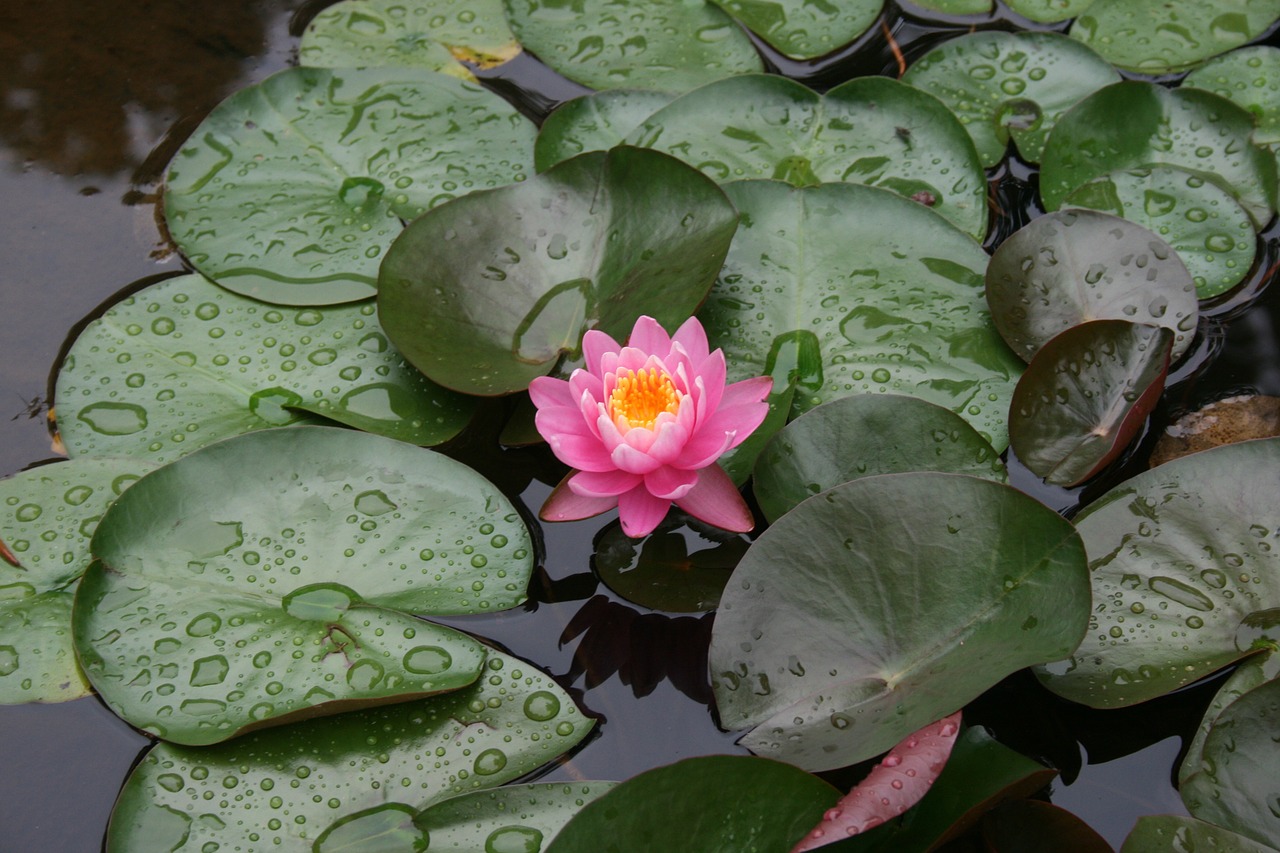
[1,1,1278,850]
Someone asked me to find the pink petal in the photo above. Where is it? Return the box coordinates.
[596,409,627,453]
[692,350,728,416]
[672,427,734,470]
[611,442,662,474]
[578,393,604,441]
[644,466,698,500]
[621,424,657,454]
[569,368,604,407]
[534,404,595,440]
[720,374,773,408]
[540,477,619,523]
[645,419,690,465]
[616,346,651,374]
[672,315,710,364]
[693,399,770,452]
[673,464,754,532]
[627,315,672,356]
[528,375,573,410]
[569,469,642,497]
[617,484,671,538]
[545,433,616,472]
[583,329,621,374]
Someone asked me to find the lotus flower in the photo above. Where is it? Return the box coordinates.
[529,315,772,538]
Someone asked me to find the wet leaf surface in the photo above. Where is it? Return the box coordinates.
[1184,45,1280,145]
[1178,651,1280,786]
[1121,815,1279,853]
[1005,0,1097,23]
[413,781,616,851]
[707,0,883,60]
[535,89,677,172]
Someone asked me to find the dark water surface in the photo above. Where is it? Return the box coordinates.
[1,2,1278,851]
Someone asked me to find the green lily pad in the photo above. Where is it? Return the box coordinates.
[502,0,762,93]
[1184,46,1280,146]
[378,146,739,396]
[1005,0,1097,24]
[545,755,840,852]
[164,66,535,305]
[707,0,883,60]
[902,31,1120,168]
[985,209,1198,362]
[1009,321,1174,487]
[300,0,520,76]
[1122,815,1280,853]
[55,274,475,464]
[752,394,1007,524]
[1179,652,1280,786]
[106,647,593,851]
[626,74,988,238]
[701,180,1022,452]
[1070,0,1280,75]
[1037,437,1280,708]
[1064,166,1258,299]
[75,426,533,744]
[710,472,1089,770]
[535,90,677,173]
[413,782,617,851]
[1040,81,1278,230]
[905,0,992,15]
[593,515,748,612]
[0,458,154,704]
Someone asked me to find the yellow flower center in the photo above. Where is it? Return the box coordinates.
[609,367,680,431]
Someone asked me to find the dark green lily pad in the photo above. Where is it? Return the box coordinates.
[378,146,738,396]
[1040,81,1277,230]
[1009,321,1173,487]
[905,0,992,15]
[300,0,520,75]
[1005,0,1098,23]
[75,426,533,744]
[1037,437,1280,708]
[55,274,475,464]
[414,782,617,851]
[902,31,1120,168]
[981,800,1113,853]
[106,647,593,851]
[502,0,762,93]
[627,74,988,238]
[710,472,1088,770]
[708,0,883,60]
[593,515,748,612]
[985,209,1198,362]
[0,458,153,704]
[535,90,677,173]
[752,394,1007,524]
[1179,652,1280,786]
[1184,46,1280,146]
[701,180,1022,452]
[1064,166,1258,299]
[1122,815,1280,853]
[164,66,535,305]
[545,755,840,852]
[1070,0,1280,75]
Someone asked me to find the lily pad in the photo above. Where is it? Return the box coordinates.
[905,0,992,15]
[1009,321,1174,487]
[593,516,748,612]
[1184,46,1280,146]
[1070,0,1280,75]
[300,0,520,75]
[535,89,677,172]
[1178,652,1280,786]
[106,647,593,851]
[710,472,1089,770]
[1064,166,1258,299]
[54,274,475,464]
[1122,815,1280,853]
[707,0,883,60]
[164,66,535,305]
[1039,81,1277,230]
[1037,437,1280,708]
[985,209,1198,362]
[413,782,617,851]
[902,31,1120,168]
[378,146,739,396]
[0,458,153,704]
[701,180,1022,451]
[545,755,840,852]
[752,394,1007,524]
[1005,0,1098,24]
[626,74,988,238]
[502,0,762,93]
[75,426,533,744]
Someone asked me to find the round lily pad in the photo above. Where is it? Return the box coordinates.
[1005,0,1098,24]
[985,209,1198,362]
[411,781,616,851]
[906,0,993,15]
[1040,81,1277,230]
[55,274,475,464]
[707,0,884,60]
[902,31,1120,168]
[1064,166,1258,299]
[164,66,535,305]
[1184,46,1280,146]
[1037,437,1280,708]
[702,180,1022,451]
[1122,815,1279,853]
[711,472,1089,770]
[535,89,677,172]
[74,426,534,744]
[752,394,1007,524]
[107,647,593,852]
[626,74,988,238]
[0,458,153,704]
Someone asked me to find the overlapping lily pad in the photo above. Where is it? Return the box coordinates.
[378,146,739,396]
[74,426,534,744]
[1038,438,1280,707]
[1123,815,1279,853]
[752,394,1007,524]
[164,66,535,305]
[707,0,883,60]
[535,89,677,172]
[1070,0,1280,75]
[0,458,153,704]
[710,472,1089,770]
[902,31,1120,168]
[701,180,1022,451]
[1064,166,1258,299]
[626,74,988,238]
[106,647,592,851]
[1040,82,1278,230]
[1179,652,1280,786]
[1184,46,1280,146]
[55,274,475,464]
[1006,0,1098,23]
[905,0,992,15]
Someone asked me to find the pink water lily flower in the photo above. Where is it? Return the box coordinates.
[529,315,772,538]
